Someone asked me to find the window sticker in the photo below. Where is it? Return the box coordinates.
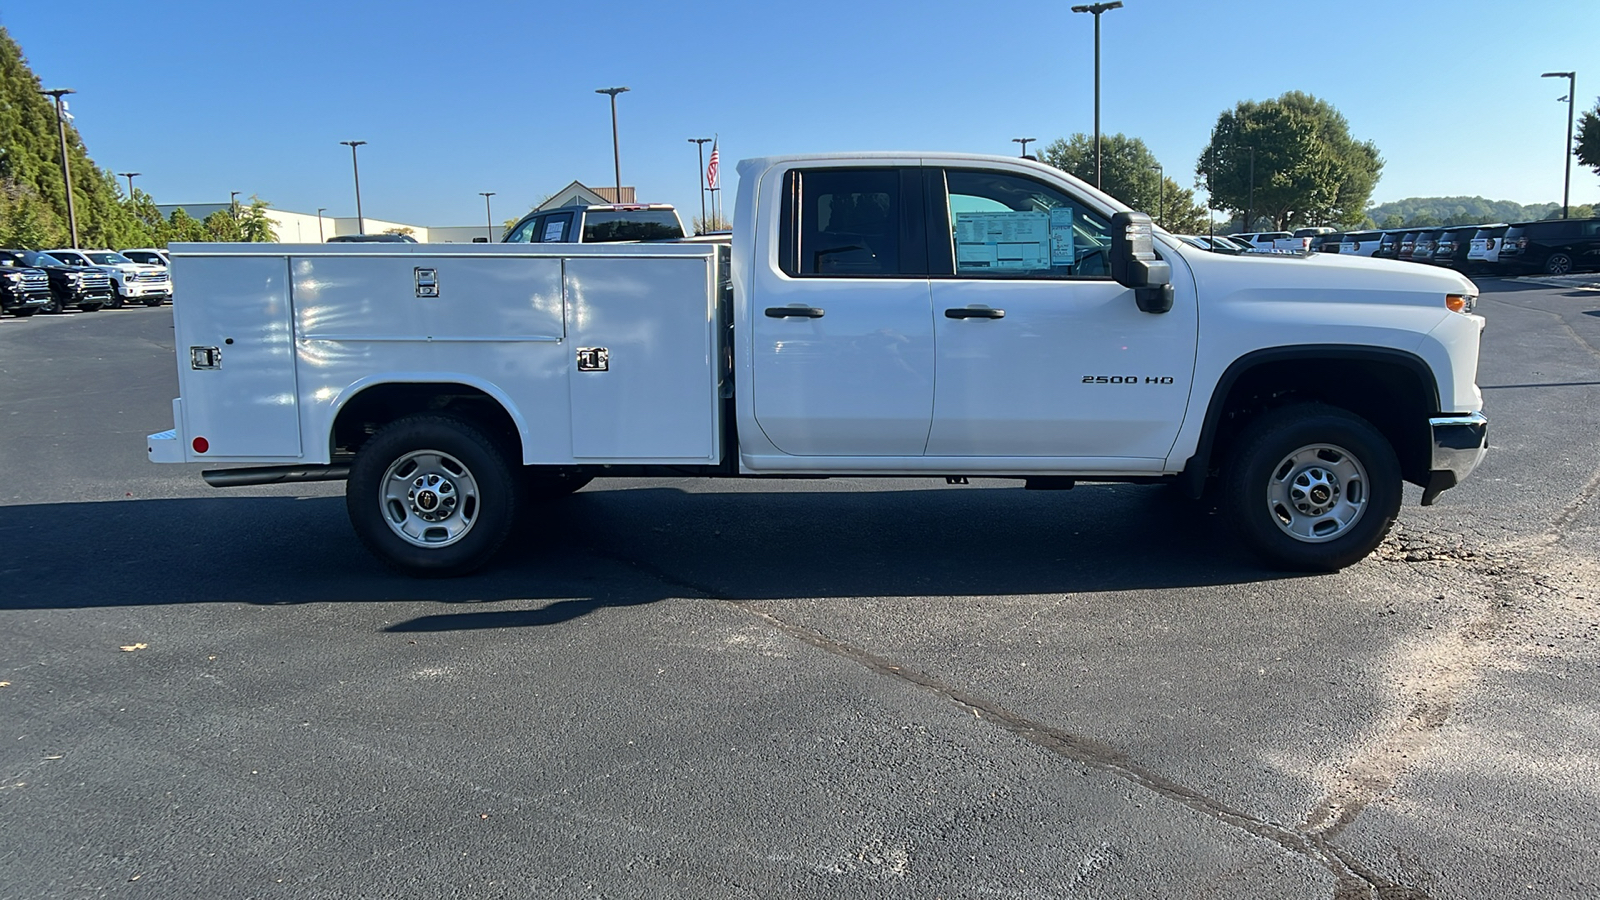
[954,211,1051,271]
[542,219,566,242]
[1049,207,1077,265]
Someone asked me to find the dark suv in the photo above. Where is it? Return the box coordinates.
[1374,231,1404,259]
[3,250,113,313]
[0,250,53,317]
[1431,226,1479,269]
[1497,218,1600,275]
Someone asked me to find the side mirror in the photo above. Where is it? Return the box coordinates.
[1110,211,1174,314]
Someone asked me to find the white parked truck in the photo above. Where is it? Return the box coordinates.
[148,152,1489,576]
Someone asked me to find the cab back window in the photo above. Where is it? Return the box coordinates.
[582,210,683,243]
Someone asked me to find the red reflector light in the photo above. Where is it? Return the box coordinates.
[193,437,209,453]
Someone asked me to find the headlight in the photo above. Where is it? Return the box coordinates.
[1445,293,1477,314]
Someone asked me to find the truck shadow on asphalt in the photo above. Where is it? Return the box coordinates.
[2,483,1302,625]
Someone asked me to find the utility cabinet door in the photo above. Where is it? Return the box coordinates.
[565,256,718,462]
[175,255,302,458]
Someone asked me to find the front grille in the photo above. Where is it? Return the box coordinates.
[22,272,48,289]
[134,271,169,284]
[79,272,110,290]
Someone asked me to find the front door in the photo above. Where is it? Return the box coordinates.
[750,166,934,456]
[924,167,1197,461]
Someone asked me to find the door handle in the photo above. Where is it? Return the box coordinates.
[765,306,825,318]
[944,307,1005,319]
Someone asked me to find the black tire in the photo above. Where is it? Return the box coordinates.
[1545,253,1573,276]
[523,469,594,504]
[11,307,38,317]
[345,415,518,577]
[142,297,164,307]
[1221,403,1401,571]
[80,302,104,312]
[107,287,126,309]
[42,292,64,315]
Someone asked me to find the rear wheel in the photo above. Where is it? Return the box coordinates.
[1545,253,1574,276]
[1222,403,1401,571]
[345,415,518,577]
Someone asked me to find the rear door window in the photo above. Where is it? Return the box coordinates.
[779,167,925,277]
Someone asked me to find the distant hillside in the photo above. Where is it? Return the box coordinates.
[1364,196,1568,228]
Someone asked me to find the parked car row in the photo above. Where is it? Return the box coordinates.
[0,247,172,317]
[1225,218,1600,275]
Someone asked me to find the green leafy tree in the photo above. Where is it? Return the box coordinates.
[0,27,145,247]
[0,177,66,247]
[1197,92,1382,230]
[166,208,209,242]
[1380,213,1404,229]
[239,196,278,242]
[204,210,241,242]
[1040,133,1210,233]
[1576,98,1600,176]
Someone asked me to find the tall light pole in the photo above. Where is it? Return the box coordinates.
[688,137,712,231]
[1542,71,1577,219]
[118,172,140,197]
[340,140,367,233]
[1012,137,1036,158]
[39,88,79,248]
[479,192,496,242]
[316,207,327,242]
[596,87,629,203]
[1070,1,1122,190]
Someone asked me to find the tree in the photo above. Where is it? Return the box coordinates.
[1039,133,1211,233]
[1380,214,1404,229]
[202,210,240,242]
[166,208,208,242]
[383,226,415,237]
[691,213,730,233]
[0,27,146,247]
[1197,92,1382,230]
[1578,97,1600,176]
[238,196,278,242]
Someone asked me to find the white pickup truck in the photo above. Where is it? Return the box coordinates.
[149,152,1488,576]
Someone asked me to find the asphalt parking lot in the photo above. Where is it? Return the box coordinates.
[2,277,1599,899]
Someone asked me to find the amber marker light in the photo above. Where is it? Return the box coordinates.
[1445,294,1476,314]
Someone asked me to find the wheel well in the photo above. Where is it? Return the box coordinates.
[331,383,522,461]
[1198,352,1436,488]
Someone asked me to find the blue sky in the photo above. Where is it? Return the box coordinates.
[6,0,1597,227]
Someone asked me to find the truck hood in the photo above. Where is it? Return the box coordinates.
[1169,241,1477,306]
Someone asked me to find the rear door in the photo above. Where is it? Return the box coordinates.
[749,165,934,456]
[923,166,1197,460]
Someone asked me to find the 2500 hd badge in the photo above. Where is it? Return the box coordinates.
[1082,375,1176,384]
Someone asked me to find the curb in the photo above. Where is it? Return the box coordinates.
[1511,275,1600,291]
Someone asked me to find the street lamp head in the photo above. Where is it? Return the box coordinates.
[1541,71,1574,78]
[479,191,495,198]
[1071,1,1122,12]
[39,87,76,98]
[596,86,630,97]
[340,140,366,149]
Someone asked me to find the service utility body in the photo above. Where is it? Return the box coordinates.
[148,153,1490,576]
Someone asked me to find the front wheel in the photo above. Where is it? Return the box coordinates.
[1545,253,1573,276]
[345,415,518,577]
[107,288,126,309]
[1222,403,1401,571]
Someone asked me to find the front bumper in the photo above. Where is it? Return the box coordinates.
[1420,412,1489,505]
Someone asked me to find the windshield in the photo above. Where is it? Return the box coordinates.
[582,210,684,243]
[86,252,133,264]
[19,251,60,266]
[51,251,88,265]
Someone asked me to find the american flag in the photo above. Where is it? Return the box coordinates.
[705,139,720,190]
